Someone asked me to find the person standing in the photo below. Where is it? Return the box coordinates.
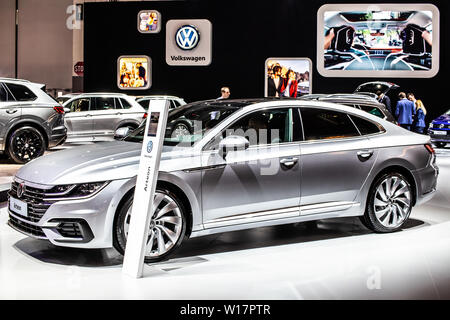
[267,65,284,97]
[376,90,392,115]
[282,69,299,98]
[408,93,427,134]
[217,87,230,100]
[395,92,415,131]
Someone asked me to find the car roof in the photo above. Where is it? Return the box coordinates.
[135,95,184,100]
[75,92,129,97]
[301,93,381,103]
[0,77,45,87]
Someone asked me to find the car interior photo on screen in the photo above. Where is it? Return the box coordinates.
[0,0,449,303]
[323,10,433,71]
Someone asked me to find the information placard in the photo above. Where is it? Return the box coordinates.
[122,99,169,278]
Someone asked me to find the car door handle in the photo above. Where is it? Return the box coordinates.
[357,150,374,159]
[280,157,298,168]
[6,109,18,114]
[85,114,92,117]
[116,112,122,115]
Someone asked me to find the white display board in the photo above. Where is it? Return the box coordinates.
[122,99,169,278]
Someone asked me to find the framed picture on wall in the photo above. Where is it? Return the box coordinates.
[317,3,440,78]
[137,10,161,33]
[265,58,312,98]
[117,56,151,90]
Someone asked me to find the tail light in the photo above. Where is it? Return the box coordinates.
[53,106,65,114]
[142,112,148,119]
[425,143,435,154]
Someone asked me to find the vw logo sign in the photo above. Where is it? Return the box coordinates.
[17,183,25,198]
[147,141,153,153]
[440,124,445,129]
[175,25,200,50]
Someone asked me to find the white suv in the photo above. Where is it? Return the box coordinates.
[62,93,146,143]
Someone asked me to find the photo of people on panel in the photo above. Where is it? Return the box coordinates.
[266,59,310,98]
[118,57,150,89]
[138,11,160,32]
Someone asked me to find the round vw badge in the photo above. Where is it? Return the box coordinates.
[175,25,200,50]
[147,141,153,153]
[17,183,25,198]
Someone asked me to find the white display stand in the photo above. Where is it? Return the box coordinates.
[122,99,169,278]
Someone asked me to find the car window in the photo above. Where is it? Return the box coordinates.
[5,83,37,101]
[172,100,181,108]
[69,98,90,112]
[300,108,360,141]
[92,97,116,111]
[0,84,8,102]
[350,115,384,135]
[120,98,133,109]
[359,104,384,119]
[219,108,301,147]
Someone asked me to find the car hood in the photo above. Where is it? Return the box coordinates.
[432,114,450,124]
[15,141,200,186]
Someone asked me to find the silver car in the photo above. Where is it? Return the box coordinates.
[0,78,66,163]
[7,99,438,262]
[63,93,145,142]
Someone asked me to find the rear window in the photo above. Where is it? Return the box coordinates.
[120,98,133,109]
[5,83,37,101]
[350,115,384,135]
[300,108,360,141]
[359,104,384,119]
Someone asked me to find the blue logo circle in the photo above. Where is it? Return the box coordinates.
[147,141,153,153]
[175,25,200,50]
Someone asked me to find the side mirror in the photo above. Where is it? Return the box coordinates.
[114,127,130,140]
[218,135,250,158]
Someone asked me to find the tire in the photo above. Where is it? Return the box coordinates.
[113,188,187,263]
[118,124,137,132]
[360,172,413,233]
[171,122,192,138]
[434,142,446,148]
[7,126,46,164]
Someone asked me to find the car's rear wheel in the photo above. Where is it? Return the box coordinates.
[114,188,187,263]
[7,126,46,164]
[361,172,412,233]
[434,142,446,148]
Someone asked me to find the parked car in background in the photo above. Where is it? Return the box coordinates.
[135,95,186,110]
[0,78,66,163]
[301,93,396,123]
[7,98,438,262]
[428,109,450,148]
[62,93,146,142]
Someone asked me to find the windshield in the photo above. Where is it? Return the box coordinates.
[124,101,241,146]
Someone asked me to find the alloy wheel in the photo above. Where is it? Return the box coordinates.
[373,175,411,228]
[123,191,183,258]
[10,128,45,163]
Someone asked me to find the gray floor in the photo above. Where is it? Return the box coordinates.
[0,148,449,299]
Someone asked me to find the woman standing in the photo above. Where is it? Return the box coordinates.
[413,99,427,134]
[282,69,299,98]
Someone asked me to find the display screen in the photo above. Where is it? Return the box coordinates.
[117,56,151,90]
[138,10,161,33]
[265,58,311,98]
[317,4,439,78]
[148,112,160,137]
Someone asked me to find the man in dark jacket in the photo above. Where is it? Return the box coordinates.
[267,65,284,97]
[376,90,392,115]
[395,92,415,130]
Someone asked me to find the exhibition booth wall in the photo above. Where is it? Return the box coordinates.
[83,0,449,122]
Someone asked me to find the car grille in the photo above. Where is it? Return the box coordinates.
[57,222,83,238]
[8,215,46,238]
[9,182,53,223]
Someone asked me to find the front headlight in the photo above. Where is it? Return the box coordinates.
[44,182,109,200]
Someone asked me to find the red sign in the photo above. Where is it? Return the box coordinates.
[74,62,84,76]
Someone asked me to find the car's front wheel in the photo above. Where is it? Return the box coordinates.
[7,126,46,164]
[361,172,412,233]
[114,188,187,263]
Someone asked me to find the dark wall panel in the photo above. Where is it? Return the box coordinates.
[84,0,450,122]
[0,0,16,78]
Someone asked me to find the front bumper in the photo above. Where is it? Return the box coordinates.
[428,129,450,143]
[7,178,133,248]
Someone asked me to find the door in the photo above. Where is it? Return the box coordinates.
[90,97,121,140]
[298,107,377,212]
[64,97,93,142]
[0,83,22,149]
[201,107,302,227]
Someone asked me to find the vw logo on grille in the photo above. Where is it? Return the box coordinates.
[147,141,153,153]
[440,124,445,129]
[17,183,25,198]
[175,25,200,50]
